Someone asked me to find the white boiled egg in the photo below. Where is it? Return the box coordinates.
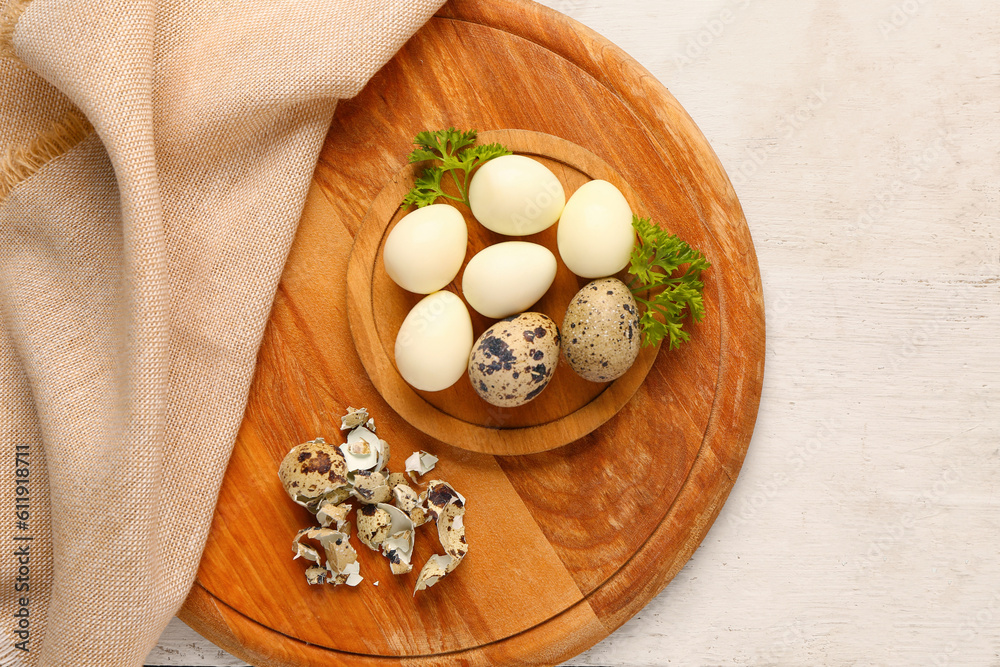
[468,155,565,236]
[394,291,473,391]
[556,180,635,278]
[461,242,556,319]
[383,204,467,294]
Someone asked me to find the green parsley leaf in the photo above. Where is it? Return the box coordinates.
[627,215,710,350]
[400,167,446,209]
[403,128,512,208]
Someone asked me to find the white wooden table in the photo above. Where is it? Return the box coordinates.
[146,0,1000,664]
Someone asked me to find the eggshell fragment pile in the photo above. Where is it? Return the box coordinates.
[278,407,467,592]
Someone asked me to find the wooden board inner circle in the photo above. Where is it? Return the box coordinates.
[347,130,660,455]
[181,1,764,665]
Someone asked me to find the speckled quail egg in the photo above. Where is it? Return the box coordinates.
[562,278,641,382]
[467,312,560,407]
[278,438,350,510]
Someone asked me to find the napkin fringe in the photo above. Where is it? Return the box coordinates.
[0,110,94,203]
[0,0,31,60]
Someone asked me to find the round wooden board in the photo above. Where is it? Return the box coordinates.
[180,0,765,665]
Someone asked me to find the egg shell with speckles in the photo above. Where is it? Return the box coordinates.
[467,312,561,408]
[561,278,641,382]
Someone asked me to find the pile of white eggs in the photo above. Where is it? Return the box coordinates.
[385,154,641,407]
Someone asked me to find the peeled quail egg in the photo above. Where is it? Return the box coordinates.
[557,180,635,278]
[468,155,565,235]
[395,291,474,391]
[461,242,556,319]
[383,204,468,293]
[562,278,641,382]
[467,312,560,407]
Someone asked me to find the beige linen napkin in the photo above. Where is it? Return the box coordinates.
[0,0,443,664]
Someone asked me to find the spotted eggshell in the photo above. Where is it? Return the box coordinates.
[467,312,560,407]
[561,278,640,382]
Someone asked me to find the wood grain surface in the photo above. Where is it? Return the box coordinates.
[178,0,764,665]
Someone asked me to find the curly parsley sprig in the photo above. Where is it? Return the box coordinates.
[401,128,511,209]
[628,215,710,350]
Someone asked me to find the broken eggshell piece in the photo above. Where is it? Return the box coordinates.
[330,560,363,587]
[383,530,415,575]
[340,406,369,431]
[292,527,326,564]
[293,527,360,586]
[414,554,459,593]
[351,470,391,505]
[405,450,438,476]
[436,501,468,561]
[386,472,408,490]
[343,562,363,587]
[304,565,327,585]
[293,541,320,564]
[318,530,358,576]
[316,500,351,530]
[424,480,466,522]
[278,438,351,510]
[411,480,468,593]
[392,484,420,512]
[340,427,382,472]
[356,504,392,551]
[377,503,415,563]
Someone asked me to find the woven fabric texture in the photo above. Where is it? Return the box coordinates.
[0,0,443,664]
